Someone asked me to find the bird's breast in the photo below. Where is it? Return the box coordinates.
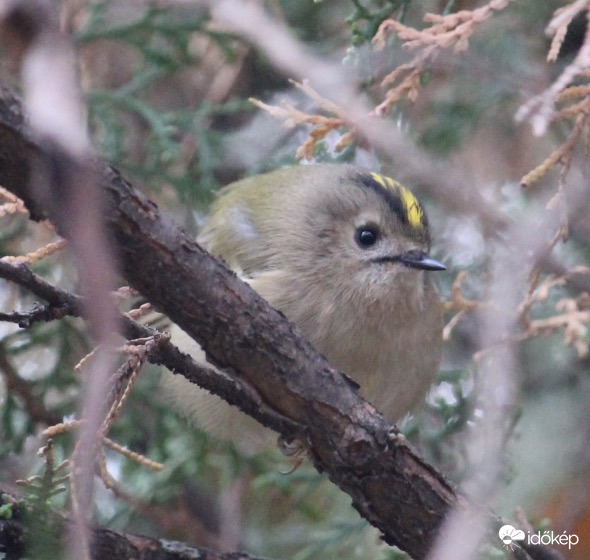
[282,274,442,422]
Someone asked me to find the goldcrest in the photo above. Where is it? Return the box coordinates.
[166,163,445,446]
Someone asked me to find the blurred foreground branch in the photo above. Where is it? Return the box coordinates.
[0,3,122,558]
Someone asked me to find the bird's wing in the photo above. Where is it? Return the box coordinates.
[197,202,275,277]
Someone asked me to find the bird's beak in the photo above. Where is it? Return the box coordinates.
[399,251,446,271]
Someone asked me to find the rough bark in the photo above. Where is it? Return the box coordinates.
[0,85,460,559]
[0,488,266,560]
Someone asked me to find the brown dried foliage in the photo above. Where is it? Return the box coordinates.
[251,1,516,159]
[44,334,167,508]
[250,79,354,160]
[372,0,516,116]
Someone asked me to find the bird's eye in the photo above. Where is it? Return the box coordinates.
[356,226,379,247]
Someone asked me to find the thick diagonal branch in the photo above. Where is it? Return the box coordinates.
[0,85,460,559]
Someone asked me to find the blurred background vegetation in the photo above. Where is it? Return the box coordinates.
[1,1,589,559]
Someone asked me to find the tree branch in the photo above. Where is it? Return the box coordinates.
[0,259,301,439]
[0,83,457,559]
[0,486,268,560]
[0,340,61,425]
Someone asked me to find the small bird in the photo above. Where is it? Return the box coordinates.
[166,163,445,446]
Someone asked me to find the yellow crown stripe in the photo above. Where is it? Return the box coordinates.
[384,176,396,190]
[399,185,423,228]
[370,172,424,229]
[370,172,387,189]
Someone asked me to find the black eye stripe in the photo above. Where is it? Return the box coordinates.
[357,174,406,224]
[355,172,425,229]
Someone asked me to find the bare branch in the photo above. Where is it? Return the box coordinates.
[0,485,268,560]
[0,83,459,560]
[0,341,61,425]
